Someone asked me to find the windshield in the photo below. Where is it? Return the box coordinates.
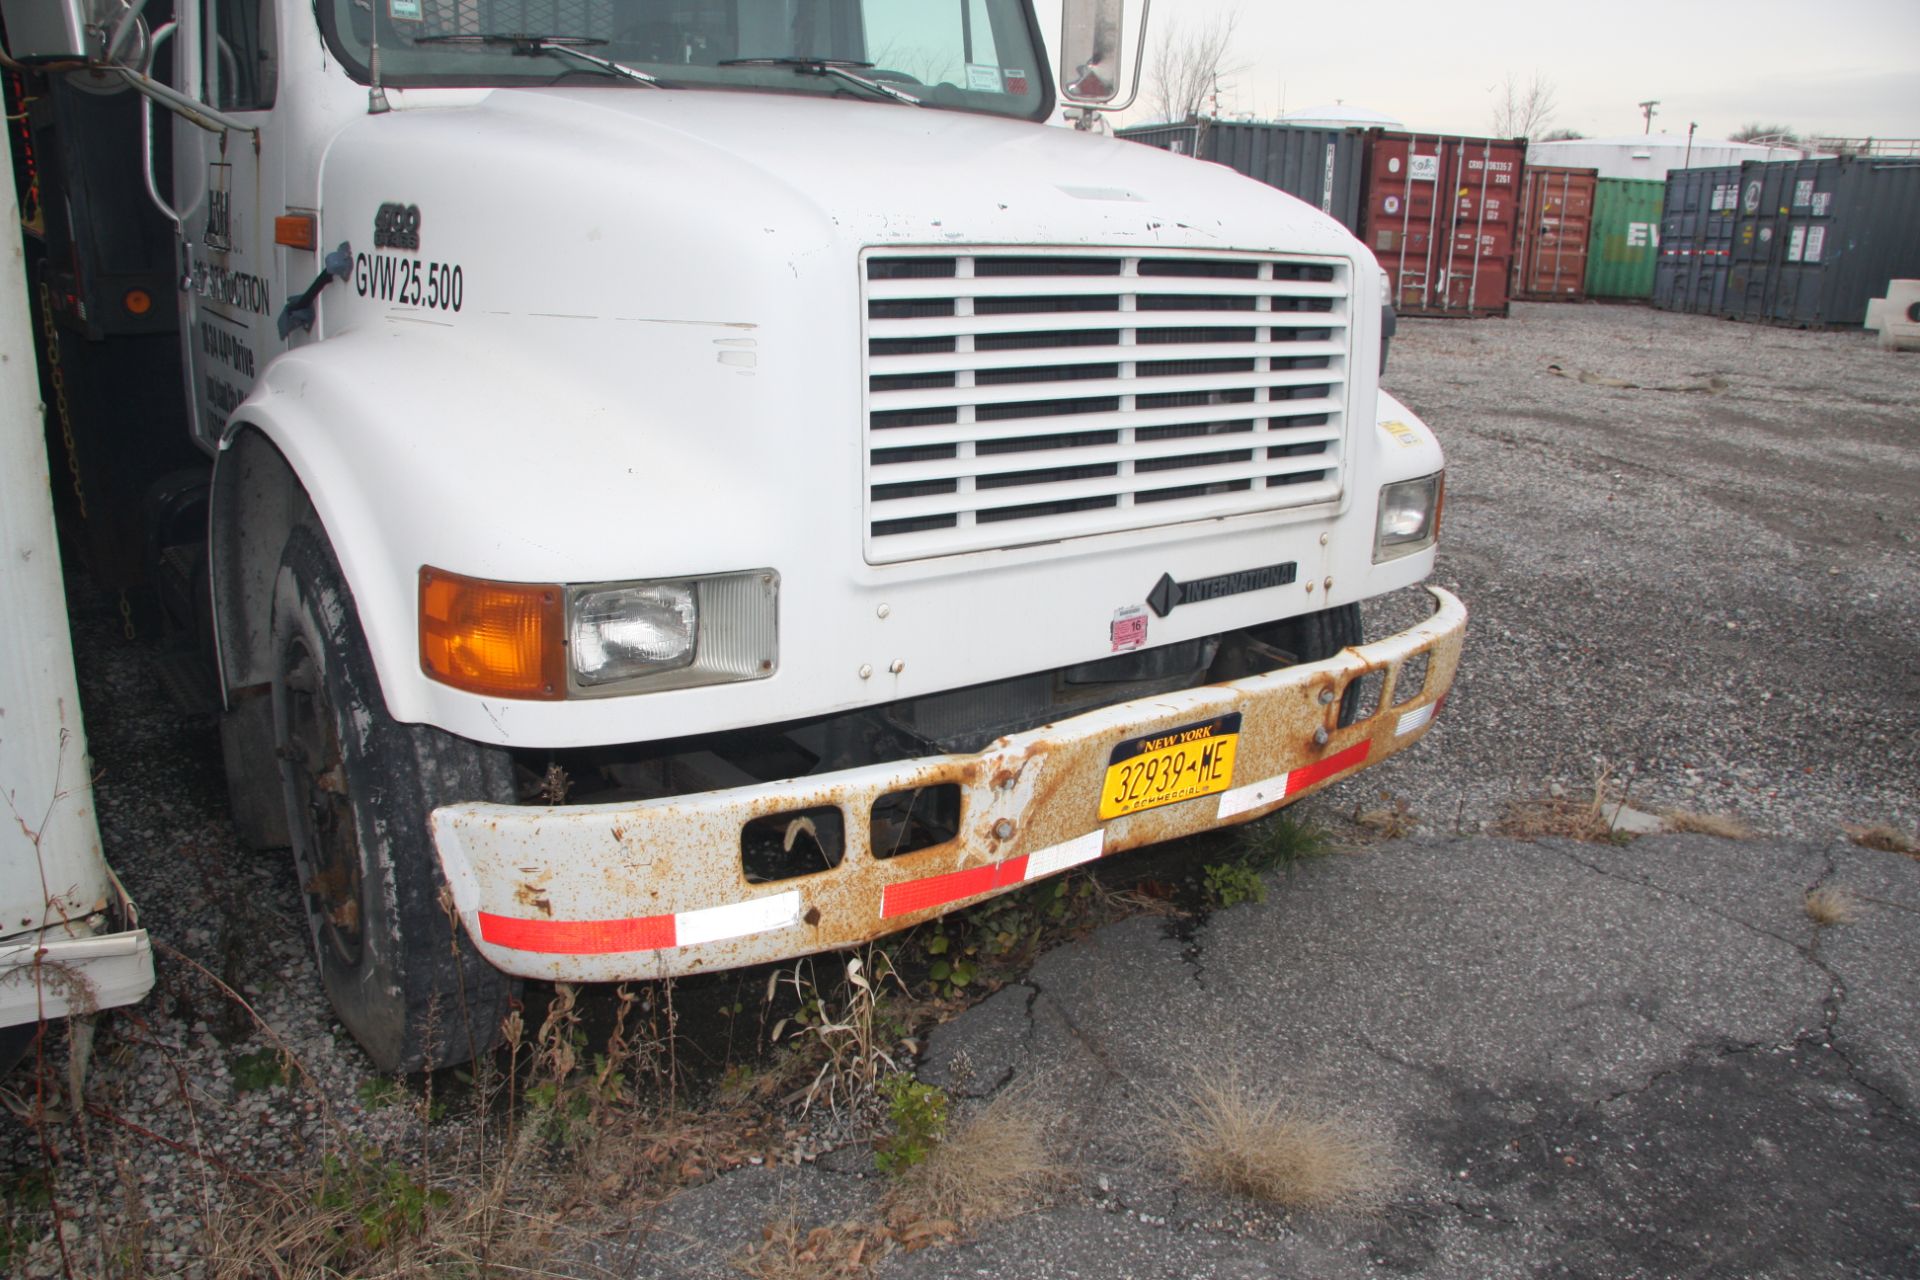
[320,0,1051,119]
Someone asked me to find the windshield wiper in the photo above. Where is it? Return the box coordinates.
[414,33,667,87]
[717,56,922,106]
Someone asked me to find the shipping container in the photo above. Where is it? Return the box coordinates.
[1512,166,1597,302]
[1585,178,1664,300]
[1528,134,1817,181]
[1653,165,1741,315]
[1723,156,1920,326]
[1362,132,1526,318]
[1117,121,1368,233]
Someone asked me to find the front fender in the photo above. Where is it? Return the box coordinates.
[210,314,802,728]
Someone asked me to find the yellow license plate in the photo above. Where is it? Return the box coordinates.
[1099,714,1242,821]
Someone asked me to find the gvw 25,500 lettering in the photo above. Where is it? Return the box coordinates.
[353,252,464,312]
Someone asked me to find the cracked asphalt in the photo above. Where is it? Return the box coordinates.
[601,832,1919,1279]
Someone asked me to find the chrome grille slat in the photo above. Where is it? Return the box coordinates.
[864,456,1342,521]
[867,430,1343,487]
[867,399,1343,450]
[870,310,1340,339]
[864,275,1345,301]
[862,249,1352,562]
[871,367,1337,414]
[870,339,1343,377]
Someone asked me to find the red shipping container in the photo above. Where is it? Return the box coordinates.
[1363,132,1527,318]
[1513,166,1599,302]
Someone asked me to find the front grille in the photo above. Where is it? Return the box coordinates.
[861,250,1351,562]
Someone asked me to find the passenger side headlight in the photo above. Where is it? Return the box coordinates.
[567,571,779,695]
[1374,473,1443,562]
[419,568,778,699]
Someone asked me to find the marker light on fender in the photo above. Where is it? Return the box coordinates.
[419,567,566,700]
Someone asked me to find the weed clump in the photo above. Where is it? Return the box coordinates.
[1805,887,1857,927]
[887,1090,1065,1228]
[1160,1073,1391,1213]
[1661,810,1755,839]
[873,1076,948,1174]
[1201,861,1266,908]
[1237,813,1335,873]
[735,1218,890,1280]
[1843,823,1917,857]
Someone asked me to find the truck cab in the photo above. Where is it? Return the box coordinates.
[6,0,1463,1073]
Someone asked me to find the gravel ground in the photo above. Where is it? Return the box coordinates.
[3,302,1916,1275]
[1334,301,1920,842]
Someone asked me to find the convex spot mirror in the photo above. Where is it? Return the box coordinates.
[1059,0,1125,103]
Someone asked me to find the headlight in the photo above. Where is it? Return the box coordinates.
[1374,473,1443,562]
[570,584,697,685]
[419,567,778,699]
[567,571,779,695]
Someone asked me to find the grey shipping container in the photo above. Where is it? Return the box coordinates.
[1118,121,1367,233]
[1723,157,1920,326]
[1654,166,1741,315]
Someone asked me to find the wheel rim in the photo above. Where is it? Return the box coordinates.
[281,636,366,969]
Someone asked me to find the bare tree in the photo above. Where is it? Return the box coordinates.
[1537,127,1585,142]
[1488,71,1558,139]
[1730,121,1800,144]
[1145,11,1244,126]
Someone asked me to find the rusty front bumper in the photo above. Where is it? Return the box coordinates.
[431,587,1466,982]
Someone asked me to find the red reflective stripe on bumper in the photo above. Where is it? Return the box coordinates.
[478,911,677,954]
[1283,740,1372,797]
[881,854,1031,919]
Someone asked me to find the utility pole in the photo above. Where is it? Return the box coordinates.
[1638,99,1659,134]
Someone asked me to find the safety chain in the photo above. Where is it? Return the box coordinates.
[118,589,137,641]
[34,279,86,520]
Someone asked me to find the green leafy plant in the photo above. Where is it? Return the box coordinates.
[875,1075,950,1175]
[1202,861,1266,908]
[231,1046,287,1091]
[1237,813,1334,873]
[314,1150,450,1251]
[355,1077,405,1110]
[920,877,1089,997]
[0,1170,53,1272]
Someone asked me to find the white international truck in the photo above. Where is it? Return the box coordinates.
[2,0,1464,1073]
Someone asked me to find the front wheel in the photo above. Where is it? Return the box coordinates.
[270,518,515,1073]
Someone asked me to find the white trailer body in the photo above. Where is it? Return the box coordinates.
[0,111,154,1035]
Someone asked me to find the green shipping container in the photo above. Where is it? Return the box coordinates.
[1585,179,1665,299]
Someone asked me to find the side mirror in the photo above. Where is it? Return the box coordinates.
[1059,0,1125,105]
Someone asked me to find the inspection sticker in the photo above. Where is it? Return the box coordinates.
[1110,605,1149,653]
[966,63,1004,93]
[1382,419,1421,448]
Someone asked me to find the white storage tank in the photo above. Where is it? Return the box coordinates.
[1528,133,1817,181]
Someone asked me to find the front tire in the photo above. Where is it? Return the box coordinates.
[270,518,514,1073]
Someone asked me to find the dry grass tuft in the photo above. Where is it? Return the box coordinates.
[734,1218,891,1280]
[886,1090,1068,1229]
[1352,794,1419,839]
[1661,809,1754,839]
[1494,764,1642,843]
[1843,823,1918,857]
[1805,887,1857,927]
[1160,1075,1392,1214]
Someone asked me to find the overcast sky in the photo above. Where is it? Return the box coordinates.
[1037,0,1920,141]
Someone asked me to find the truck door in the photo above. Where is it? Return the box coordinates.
[173,0,282,452]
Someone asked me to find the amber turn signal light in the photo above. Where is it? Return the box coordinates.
[419,567,566,700]
[274,214,318,250]
[122,288,152,316]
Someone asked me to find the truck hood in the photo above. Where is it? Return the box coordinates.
[325,87,1365,261]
